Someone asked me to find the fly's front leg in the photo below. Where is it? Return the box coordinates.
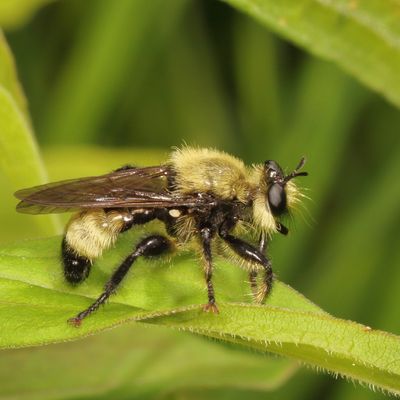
[258,231,268,254]
[219,222,273,304]
[248,270,258,300]
[249,232,269,298]
[68,234,172,326]
[200,226,219,313]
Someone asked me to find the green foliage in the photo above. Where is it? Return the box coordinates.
[0,0,54,29]
[0,31,27,114]
[224,0,400,108]
[1,0,400,399]
[0,32,59,240]
[1,236,399,395]
[0,324,296,399]
[40,0,188,144]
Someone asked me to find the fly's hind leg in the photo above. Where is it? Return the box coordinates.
[62,208,164,285]
[68,234,172,326]
[62,209,136,285]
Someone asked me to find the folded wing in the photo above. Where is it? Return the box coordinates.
[15,165,204,214]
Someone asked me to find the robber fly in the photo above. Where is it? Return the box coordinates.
[15,147,308,326]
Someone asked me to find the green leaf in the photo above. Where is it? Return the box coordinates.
[0,236,399,395]
[0,31,28,117]
[0,324,297,399]
[223,0,400,108]
[0,33,59,240]
[0,0,54,29]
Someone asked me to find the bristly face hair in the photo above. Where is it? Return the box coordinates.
[14,147,308,325]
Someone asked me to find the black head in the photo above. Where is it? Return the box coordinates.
[264,157,308,221]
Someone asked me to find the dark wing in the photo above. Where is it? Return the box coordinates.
[15,165,204,214]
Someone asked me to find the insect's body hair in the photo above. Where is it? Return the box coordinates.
[170,148,301,235]
[62,147,302,285]
[65,209,132,260]
[169,147,252,203]
[16,146,308,324]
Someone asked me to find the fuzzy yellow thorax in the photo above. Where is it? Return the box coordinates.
[169,147,252,203]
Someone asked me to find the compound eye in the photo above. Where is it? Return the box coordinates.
[267,184,287,216]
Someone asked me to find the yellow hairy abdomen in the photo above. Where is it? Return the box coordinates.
[170,147,251,202]
[65,210,126,260]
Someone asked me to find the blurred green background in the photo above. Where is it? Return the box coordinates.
[1,0,400,399]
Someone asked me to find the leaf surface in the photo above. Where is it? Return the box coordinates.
[0,0,54,29]
[224,0,400,108]
[0,324,297,400]
[0,33,59,239]
[0,236,399,395]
